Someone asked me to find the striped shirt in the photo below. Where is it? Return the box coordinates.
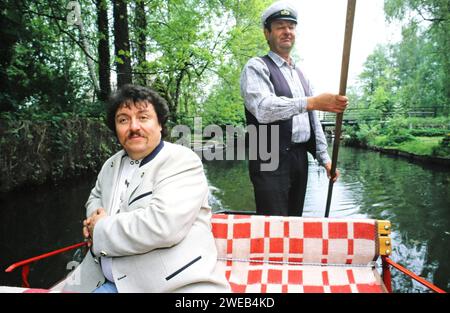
[240,51,331,165]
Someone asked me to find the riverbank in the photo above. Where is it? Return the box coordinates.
[343,136,450,167]
[0,114,120,193]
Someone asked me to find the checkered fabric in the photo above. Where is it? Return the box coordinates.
[211,214,386,293]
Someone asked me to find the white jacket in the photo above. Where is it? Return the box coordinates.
[56,141,230,293]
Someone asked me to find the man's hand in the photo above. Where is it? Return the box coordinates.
[324,162,339,182]
[307,93,348,113]
[82,208,107,247]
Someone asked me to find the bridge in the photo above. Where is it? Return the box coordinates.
[319,109,361,134]
[319,106,447,135]
[320,119,358,127]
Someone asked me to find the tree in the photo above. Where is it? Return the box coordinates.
[1,0,285,125]
[0,0,94,114]
[132,0,148,85]
[201,0,272,127]
[0,0,26,112]
[384,0,449,115]
[96,0,111,101]
[113,0,133,86]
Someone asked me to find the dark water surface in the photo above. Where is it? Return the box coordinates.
[0,146,449,292]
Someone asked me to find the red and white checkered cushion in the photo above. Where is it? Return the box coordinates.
[211,214,386,293]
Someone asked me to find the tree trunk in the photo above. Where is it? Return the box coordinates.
[113,0,133,86]
[77,19,100,95]
[0,1,22,112]
[134,0,147,85]
[96,0,111,101]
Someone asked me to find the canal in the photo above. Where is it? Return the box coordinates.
[0,145,449,292]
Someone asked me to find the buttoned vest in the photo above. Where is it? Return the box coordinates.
[245,55,316,168]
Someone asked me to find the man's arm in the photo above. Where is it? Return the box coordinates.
[307,93,348,113]
[240,58,348,124]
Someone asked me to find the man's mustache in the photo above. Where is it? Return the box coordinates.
[128,131,144,138]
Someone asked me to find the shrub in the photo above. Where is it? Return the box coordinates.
[382,118,414,145]
[432,134,450,158]
[410,128,448,137]
[0,113,120,193]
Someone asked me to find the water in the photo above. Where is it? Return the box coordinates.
[0,146,448,292]
[0,176,94,289]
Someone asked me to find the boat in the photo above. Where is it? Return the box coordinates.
[1,0,445,295]
[1,211,445,293]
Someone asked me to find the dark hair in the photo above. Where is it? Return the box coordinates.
[264,22,272,32]
[106,84,169,138]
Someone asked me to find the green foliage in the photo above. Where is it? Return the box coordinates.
[432,134,450,158]
[394,137,442,156]
[352,0,450,120]
[0,0,94,114]
[410,128,448,137]
[347,0,449,153]
[343,123,382,147]
[405,116,450,129]
[382,118,415,145]
[0,113,120,193]
[200,0,272,127]
[1,0,275,123]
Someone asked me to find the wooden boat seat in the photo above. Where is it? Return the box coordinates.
[211,213,390,293]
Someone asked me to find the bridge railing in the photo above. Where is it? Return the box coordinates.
[321,106,448,124]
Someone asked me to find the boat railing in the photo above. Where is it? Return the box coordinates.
[4,242,88,289]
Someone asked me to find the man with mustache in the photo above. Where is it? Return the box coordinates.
[240,1,348,217]
[55,85,230,293]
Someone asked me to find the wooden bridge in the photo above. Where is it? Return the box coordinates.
[319,106,446,135]
[320,109,360,134]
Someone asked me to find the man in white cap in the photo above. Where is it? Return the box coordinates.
[240,0,348,216]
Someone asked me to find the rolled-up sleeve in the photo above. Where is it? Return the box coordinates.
[313,114,332,166]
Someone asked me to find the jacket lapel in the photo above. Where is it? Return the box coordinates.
[105,150,127,214]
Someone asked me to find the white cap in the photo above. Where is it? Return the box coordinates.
[261,1,298,28]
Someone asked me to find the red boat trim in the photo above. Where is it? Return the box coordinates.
[381,256,392,293]
[5,242,88,273]
[383,256,446,293]
[5,241,88,288]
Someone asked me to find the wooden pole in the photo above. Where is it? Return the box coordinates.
[324,0,357,218]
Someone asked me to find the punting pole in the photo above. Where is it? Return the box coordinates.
[324,0,357,218]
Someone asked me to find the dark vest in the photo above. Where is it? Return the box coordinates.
[245,55,316,166]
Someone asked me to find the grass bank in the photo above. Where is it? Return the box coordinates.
[344,134,450,167]
[375,136,444,156]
